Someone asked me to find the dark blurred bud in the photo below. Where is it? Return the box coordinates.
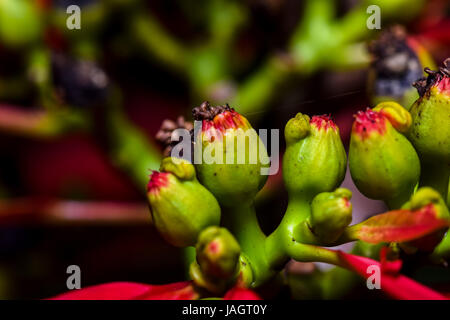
[155,116,194,157]
[51,53,109,108]
[368,26,433,109]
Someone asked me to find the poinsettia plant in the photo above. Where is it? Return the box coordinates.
[51,58,450,300]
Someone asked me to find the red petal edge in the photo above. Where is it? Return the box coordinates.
[48,281,197,300]
[338,251,448,300]
[223,287,261,300]
[353,204,449,244]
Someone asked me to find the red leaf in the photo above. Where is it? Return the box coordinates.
[338,251,448,300]
[49,281,198,300]
[223,286,261,300]
[351,204,449,244]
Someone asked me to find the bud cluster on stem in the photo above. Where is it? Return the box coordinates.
[147,83,450,296]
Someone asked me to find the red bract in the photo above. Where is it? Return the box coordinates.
[337,251,448,300]
[223,286,261,300]
[48,281,261,300]
[348,204,449,244]
[49,281,198,300]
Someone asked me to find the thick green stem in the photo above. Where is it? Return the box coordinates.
[222,201,269,287]
[385,193,411,210]
[265,198,311,268]
[183,246,196,279]
[286,243,346,268]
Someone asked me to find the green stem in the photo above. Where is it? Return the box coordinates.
[104,92,162,189]
[205,0,247,50]
[222,201,269,287]
[432,230,450,261]
[131,11,188,73]
[286,243,346,268]
[265,198,311,269]
[385,192,411,210]
[231,56,291,118]
[183,246,196,279]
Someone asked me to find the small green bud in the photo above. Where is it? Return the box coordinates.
[284,113,310,145]
[308,188,353,244]
[160,157,195,180]
[192,102,269,206]
[349,104,420,208]
[196,226,241,279]
[147,157,221,247]
[283,114,347,200]
[372,101,412,133]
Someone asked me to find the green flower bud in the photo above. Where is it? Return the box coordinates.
[283,114,347,199]
[192,102,269,205]
[308,188,353,244]
[409,59,450,163]
[0,0,42,48]
[147,157,221,247]
[349,102,420,208]
[196,226,241,279]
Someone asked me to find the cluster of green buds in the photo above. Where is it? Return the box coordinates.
[353,58,450,210]
[349,58,450,258]
[147,57,450,294]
